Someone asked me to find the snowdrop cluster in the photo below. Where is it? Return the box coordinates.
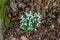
[20,11,42,33]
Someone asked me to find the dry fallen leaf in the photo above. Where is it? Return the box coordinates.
[21,36,29,40]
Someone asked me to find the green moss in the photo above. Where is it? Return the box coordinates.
[0,0,10,30]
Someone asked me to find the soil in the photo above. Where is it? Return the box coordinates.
[4,0,60,40]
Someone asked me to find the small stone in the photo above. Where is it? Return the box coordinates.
[53,2,56,6]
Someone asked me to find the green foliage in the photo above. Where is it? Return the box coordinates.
[20,11,42,33]
[0,0,10,30]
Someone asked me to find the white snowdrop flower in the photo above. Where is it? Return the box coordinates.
[20,19,24,22]
[20,24,23,29]
[33,20,34,23]
[31,16,33,19]
[39,21,41,23]
[34,13,36,16]
[29,22,31,26]
[29,23,30,26]
[25,12,28,16]
[21,23,23,25]
[38,12,40,15]
[29,18,31,22]
[37,23,39,27]
[37,24,40,27]
[34,13,37,16]
[29,14,32,17]
[20,23,23,27]
[37,14,39,17]
[21,27,24,30]
[37,18,39,21]
[12,8,16,12]
[28,27,31,30]
[31,25,33,27]
[34,29,37,31]
[26,14,31,17]
[39,16,42,20]
[25,11,32,17]
[20,25,24,29]
[34,18,36,21]
[30,11,32,14]
[31,28,33,30]
[39,15,41,17]
[21,15,25,21]
[20,18,25,23]
[26,17,29,20]
[21,15,24,19]
[24,23,27,25]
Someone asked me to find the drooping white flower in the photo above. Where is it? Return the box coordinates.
[20,11,42,32]
[25,11,32,17]
[30,11,32,15]
[20,15,24,19]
